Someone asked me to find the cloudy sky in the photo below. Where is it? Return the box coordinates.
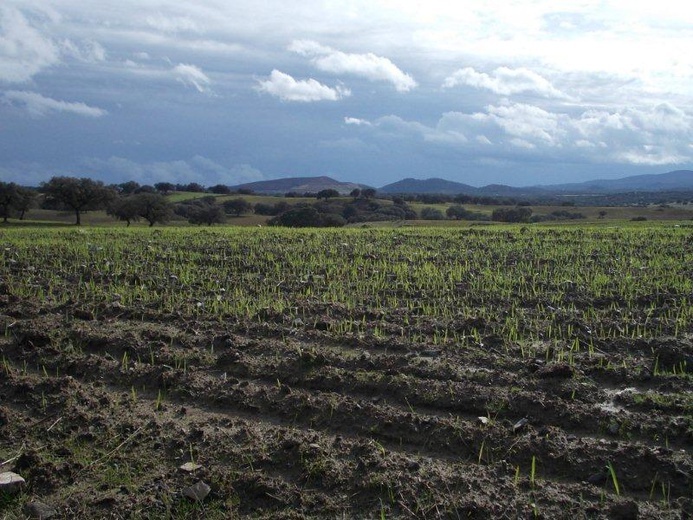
[2,1,693,188]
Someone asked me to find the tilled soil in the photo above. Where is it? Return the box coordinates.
[1,305,691,519]
[0,227,692,519]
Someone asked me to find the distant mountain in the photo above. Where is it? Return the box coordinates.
[232,176,367,195]
[379,170,693,195]
[232,170,693,197]
[379,178,476,195]
[544,170,693,193]
[379,178,547,197]
[475,184,548,197]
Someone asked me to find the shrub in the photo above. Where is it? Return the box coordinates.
[223,198,253,216]
[269,206,345,227]
[420,207,445,220]
[491,206,533,223]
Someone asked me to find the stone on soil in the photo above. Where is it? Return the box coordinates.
[512,418,528,433]
[183,480,211,502]
[23,501,57,519]
[0,471,25,494]
[179,462,202,472]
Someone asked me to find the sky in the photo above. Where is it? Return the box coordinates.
[1,1,693,188]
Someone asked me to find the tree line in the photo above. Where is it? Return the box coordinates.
[1,175,588,227]
[0,182,35,223]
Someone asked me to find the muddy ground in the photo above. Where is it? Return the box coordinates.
[1,298,691,519]
[1,227,692,519]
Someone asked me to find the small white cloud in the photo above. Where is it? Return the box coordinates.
[575,139,596,148]
[173,63,212,94]
[289,39,417,92]
[443,66,567,99]
[509,138,536,149]
[2,90,107,117]
[616,149,688,165]
[344,117,371,126]
[288,40,330,56]
[315,52,417,92]
[256,70,350,102]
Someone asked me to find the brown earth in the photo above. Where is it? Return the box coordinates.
[0,292,691,519]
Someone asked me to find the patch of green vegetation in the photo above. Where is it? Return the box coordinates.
[1,225,691,344]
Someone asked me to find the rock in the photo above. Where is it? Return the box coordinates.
[0,471,25,494]
[23,501,57,519]
[183,480,211,502]
[179,462,202,472]
[512,418,529,433]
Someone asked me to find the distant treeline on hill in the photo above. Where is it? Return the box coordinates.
[3,175,691,227]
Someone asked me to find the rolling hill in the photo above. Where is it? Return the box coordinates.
[545,170,693,192]
[378,170,693,195]
[232,176,367,195]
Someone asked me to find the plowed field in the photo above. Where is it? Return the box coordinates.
[1,227,691,519]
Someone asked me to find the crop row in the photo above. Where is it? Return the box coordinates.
[2,226,692,347]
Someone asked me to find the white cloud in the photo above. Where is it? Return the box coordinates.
[289,39,417,92]
[173,63,212,93]
[2,1,693,186]
[484,103,565,144]
[2,90,107,117]
[350,101,693,166]
[443,66,567,98]
[344,117,371,126]
[256,69,350,102]
[637,102,690,133]
[0,6,60,83]
[287,40,329,56]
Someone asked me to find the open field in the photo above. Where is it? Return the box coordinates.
[0,226,691,518]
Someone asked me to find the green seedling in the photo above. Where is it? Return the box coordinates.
[607,461,620,496]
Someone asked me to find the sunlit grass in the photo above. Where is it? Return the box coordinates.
[1,225,691,355]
